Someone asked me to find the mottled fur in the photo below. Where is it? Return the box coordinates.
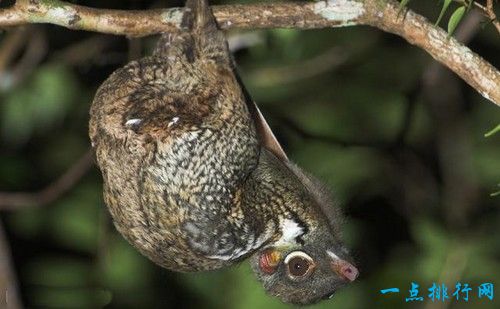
[89,0,356,304]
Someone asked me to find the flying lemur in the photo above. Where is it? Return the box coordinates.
[89,0,358,305]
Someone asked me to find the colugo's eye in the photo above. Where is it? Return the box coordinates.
[284,251,315,278]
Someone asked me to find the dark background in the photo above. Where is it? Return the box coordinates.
[0,0,498,308]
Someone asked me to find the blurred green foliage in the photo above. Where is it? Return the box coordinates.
[0,0,499,308]
[1,64,78,145]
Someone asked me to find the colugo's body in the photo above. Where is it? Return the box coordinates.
[89,0,358,304]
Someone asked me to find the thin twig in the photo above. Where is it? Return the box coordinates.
[485,0,500,33]
[51,35,114,66]
[453,0,500,33]
[248,47,349,87]
[279,116,396,150]
[0,0,498,105]
[0,150,94,210]
[0,27,28,73]
[366,1,499,106]
[1,27,47,90]
[421,10,483,228]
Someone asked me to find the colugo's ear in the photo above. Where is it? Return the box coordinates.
[248,101,288,162]
[259,249,282,275]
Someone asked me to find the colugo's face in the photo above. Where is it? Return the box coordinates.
[250,242,358,305]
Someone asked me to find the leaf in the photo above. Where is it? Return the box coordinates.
[484,124,500,137]
[448,6,466,35]
[398,0,411,15]
[435,0,453,26]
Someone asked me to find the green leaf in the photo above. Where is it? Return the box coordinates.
[448,6,466,35]
[435,0,453,26]
[398,0,411,15]
[484,124,500,137]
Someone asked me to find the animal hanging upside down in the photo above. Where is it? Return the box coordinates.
[89,0,358,304]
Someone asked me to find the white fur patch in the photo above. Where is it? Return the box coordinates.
[327,250,340,260]
[275,218,304,246]
[125,118,142,126]
[168,116,179,127]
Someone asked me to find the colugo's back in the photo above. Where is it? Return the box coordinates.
[89,0,358,304]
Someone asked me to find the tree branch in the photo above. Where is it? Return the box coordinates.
[485,0,500,34]
[470,0,500,34]
[0,150,94,210]
[453,1,500,34]
[0,0,499,105]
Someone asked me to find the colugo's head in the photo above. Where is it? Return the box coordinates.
[249,222,358,305]
[249,156,358,305]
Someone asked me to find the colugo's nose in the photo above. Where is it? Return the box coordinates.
[330,258,359,282]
